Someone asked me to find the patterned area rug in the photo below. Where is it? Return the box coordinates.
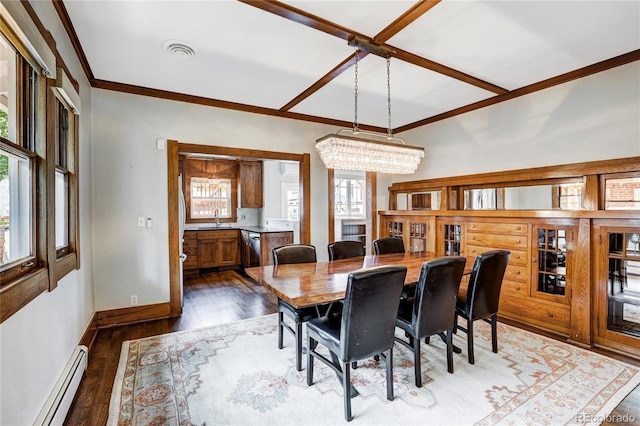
[107,314,640,425]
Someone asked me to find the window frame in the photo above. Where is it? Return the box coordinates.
[48,73,80,285]
[0,23,50,322]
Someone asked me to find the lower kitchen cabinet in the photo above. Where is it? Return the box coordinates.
[259,231,294,266]
[183,231,199,273]
[197,230,240,269]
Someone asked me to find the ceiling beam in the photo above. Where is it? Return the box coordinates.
[93,79,389,134]
[395,49,640,133]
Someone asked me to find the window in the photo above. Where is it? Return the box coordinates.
[0,31,40,282]
[190,177,232,218]
[335,175,365,217]
[55,100,69,252]
[281,183,299,220]
[0,145,32,267]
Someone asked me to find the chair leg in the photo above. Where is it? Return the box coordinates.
[445,329,454,373]
[295,320,303,371]
[306,335,315,386]
[467,318,475,365]
[413,334,422,387]
[491,314,498,353]
[278,310,284,349]
[424,336,431,344]
[385,349,394,401]
[453,312,458,334]
[343,361,353,422]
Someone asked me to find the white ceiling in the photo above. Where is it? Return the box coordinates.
[62,0,640,131]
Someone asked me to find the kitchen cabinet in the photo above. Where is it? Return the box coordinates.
[239,160,263,208]
[183,231,199,273]
[197,229,240,269]
[259,231,293,266]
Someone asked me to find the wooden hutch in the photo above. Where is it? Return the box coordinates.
[378,156,640,359]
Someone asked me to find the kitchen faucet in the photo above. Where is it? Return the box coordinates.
[214,209,222,227]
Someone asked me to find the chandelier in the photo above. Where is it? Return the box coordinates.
[316,37,424,175]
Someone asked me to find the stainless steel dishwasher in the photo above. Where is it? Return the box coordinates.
[248,232,261,266]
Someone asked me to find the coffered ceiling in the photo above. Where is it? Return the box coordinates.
[59,0,640,133]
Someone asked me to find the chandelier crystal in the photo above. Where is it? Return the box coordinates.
[316,36,424,174]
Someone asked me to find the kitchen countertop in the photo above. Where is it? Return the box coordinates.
[184,224,293,234]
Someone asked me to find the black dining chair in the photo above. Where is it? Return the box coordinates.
[272,244,321,371]
[306,265,407,422]
[373,237,405,254]
[394,256,467,386]
[328,240,365,261]
[455,250,510,364]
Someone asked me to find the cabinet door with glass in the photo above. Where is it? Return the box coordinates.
[531,224,574,304]
[594,225,640,356]
[380,215,434,253]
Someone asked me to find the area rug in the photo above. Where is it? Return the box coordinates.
[107,314,640,425]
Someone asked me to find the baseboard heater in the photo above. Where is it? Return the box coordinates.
[34,345,88,426]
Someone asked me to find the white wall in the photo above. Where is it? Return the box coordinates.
[91,90,338,310]
[262,160,299,219]
[395,62,640,182]
[0,2,95,425]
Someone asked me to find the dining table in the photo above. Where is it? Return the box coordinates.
[245,251,474,309]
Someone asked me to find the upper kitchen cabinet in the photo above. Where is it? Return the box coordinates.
[239,160,263,208]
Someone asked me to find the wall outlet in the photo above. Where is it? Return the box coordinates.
[240,214,246,220]
[146,217,153,228]
[137,217,146,227]
[130,295,138,306]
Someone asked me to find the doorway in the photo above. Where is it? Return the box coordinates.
[167,141,311,316]
[327,168,377,253]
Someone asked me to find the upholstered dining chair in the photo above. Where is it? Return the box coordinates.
[272,244,320,371]
[373,237,405,254]
[454,250,510,364]
[394,256,467,386]
[306,265,407,422]
[328,240,365,261]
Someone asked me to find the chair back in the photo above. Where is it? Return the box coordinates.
[373,237,405,255]
[328,240,365,261]
[464,250,510,320]
[339,265,407,361]
[412,256,467,337]
[272,244,317,265]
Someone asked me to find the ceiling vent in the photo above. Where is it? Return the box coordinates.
[162,40,197,58]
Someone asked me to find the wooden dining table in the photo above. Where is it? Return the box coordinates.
[245,251,474,309]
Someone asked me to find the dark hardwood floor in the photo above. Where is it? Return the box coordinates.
[65,270,639,425]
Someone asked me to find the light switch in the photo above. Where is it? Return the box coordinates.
[137,217,146,227]
[146,217,153,228]
[156,138,166,150]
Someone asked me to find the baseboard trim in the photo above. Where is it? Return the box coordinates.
[79,312,98,352]
[96,302,171,328]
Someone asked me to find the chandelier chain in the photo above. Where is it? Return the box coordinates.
[354,45,359,134]
[387,56,392,140]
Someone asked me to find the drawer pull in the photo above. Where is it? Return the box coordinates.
[515,254,521,259]
[547,312,554,318]
[515,270,521,275]
[471,224,476,228]
[516,239,521,244]
[532,258,537,263]
[515,286,521,291]
[516,226,522,230]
